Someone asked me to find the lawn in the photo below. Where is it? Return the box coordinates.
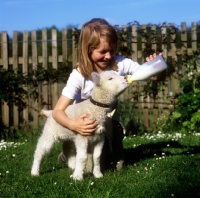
[0,131,200,198]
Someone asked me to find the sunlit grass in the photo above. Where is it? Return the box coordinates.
[0,131,200,198]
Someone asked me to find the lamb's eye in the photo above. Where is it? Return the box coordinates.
[108,77,113,80]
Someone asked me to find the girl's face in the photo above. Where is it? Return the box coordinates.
[90,39,115,73]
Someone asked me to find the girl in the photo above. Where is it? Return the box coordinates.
[53,18,160,171]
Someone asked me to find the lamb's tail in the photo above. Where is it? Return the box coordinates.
[38,109,53,117]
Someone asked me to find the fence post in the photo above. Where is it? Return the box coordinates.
[181,22,187,55]
[51,29,58,108]
[121,25,129,101]
[139,25,147,126]
[41,29,48,110]
[59,28,68,94]
[168,23,179,99]
[131,24,137,62]
[42,29,48,70]
[169,23,177,61]
[141,24,147,58]
[191,22,197,52]
[62,28,68,66]
[161,23,167,59]
[131,24,139,110]
[72,28,78,67]
[151,24,157,52]
[181,22,187,76]
[149,24,158,127]
[31,30,39,129]
[13,31,19,128]
[2,32,9,126]
[22,31,29,126]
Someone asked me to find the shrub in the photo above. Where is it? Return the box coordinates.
[164,54,200,133]
[0,65,71,139]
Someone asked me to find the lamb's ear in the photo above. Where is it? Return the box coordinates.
[91,72,101,85]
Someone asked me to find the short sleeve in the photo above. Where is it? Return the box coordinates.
[62,69,82,99]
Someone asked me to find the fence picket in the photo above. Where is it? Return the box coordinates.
[192,22,197,51]
[2,32,9,126]
[51,29,58,109]
[22,31,29,127]
[13,31,19,128]
[131,25,138,62]
[41,29,48,111]
[31,31,39,128]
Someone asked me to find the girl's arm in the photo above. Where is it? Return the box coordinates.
[119,53,164,81]
[52,95,98,136]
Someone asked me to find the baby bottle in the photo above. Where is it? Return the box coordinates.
[127,55,167,83]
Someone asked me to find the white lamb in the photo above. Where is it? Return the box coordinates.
[31,71,129,180]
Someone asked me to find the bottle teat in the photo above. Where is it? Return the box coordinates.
[127,76,133,84]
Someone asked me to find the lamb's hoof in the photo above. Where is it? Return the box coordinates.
[68,160,76,170]
[31,171,39,176]
[68,164,75,170]
[93,171,103,178]
[71,173,83,181]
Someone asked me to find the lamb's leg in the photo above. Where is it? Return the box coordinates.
[92,140,104,178]
[72,138,88,180]
[31,135,55,176]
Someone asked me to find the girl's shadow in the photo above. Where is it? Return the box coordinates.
[124,140,200,165]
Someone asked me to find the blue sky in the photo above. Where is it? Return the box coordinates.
[0,0,199,36]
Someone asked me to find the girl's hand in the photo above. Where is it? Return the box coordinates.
[53,96,98,136]
[71,113,98,136]
[145,53,162,62]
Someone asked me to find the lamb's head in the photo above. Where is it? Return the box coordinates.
[91,71,130,105]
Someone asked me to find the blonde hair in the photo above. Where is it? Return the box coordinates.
[75,18,118,78]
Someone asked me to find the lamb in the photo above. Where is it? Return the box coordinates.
[31,71,129,180]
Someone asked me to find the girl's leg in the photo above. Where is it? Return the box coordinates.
[100,120,125,171]
[112,120,125,170]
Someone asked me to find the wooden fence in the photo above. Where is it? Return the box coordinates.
[0,22,199,130]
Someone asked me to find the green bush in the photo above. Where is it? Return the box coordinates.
[0,64,71,139]
[162,54,200,133]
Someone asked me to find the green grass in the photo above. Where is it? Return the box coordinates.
[1,132,200,198]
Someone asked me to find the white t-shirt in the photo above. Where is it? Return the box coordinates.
[62,56,140,103]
